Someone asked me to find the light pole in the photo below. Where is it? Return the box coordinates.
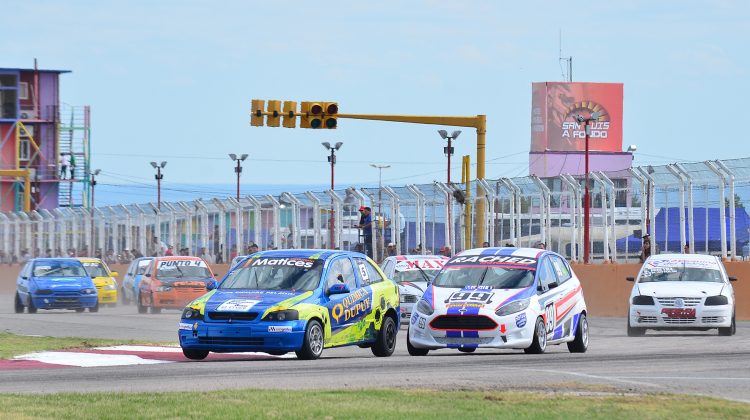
[90,169,101,209]
[438,129,461,184]
[322,142,343,249]
[150,161,167,210]
[576,113,599,264]
[229,153,249,201]
[370,164,390,261]
[645,165,655,235]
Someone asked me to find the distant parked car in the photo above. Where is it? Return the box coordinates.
[15,258,98,313]
[78,258,119,307]
[627,253,736,336]
[120,257,153,305]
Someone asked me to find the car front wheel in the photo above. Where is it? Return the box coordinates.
[406,329,429,356]
[371,315,397,357]
[27,296,38,314]
[718,314,736,336]
[296,320,324,360]
[14,292,24,313]
[182,349,209,360]
[627,318,646,337]
[524,317,547,354]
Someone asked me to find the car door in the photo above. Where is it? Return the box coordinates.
[353,256,395,327]
[538,255,579,342]
[17,261,32,301]
[323,257,365,346]
[536,256,565,341]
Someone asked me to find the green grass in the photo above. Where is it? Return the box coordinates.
[0,389,747,419]
[0,332,174,359]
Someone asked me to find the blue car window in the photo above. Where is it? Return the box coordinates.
[325,258,357,291]
[33,262,86,277]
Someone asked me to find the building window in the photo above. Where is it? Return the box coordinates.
[19,138,30,161]
[19,82,29,100]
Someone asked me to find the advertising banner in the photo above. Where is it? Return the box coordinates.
[530,82,623,152]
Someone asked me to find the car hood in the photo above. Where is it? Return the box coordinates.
[423,285,534,312]
[200,289,313,315]
[157,277,212,286]
[398,281,428,297]
[636,281,726,298]
[32,277,93,290]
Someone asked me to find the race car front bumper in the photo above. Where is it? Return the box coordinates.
[408,310,536,350]
[179,319,307,353]
[97,289,117,304]
[32,294,98,310]
[629,304,733,328]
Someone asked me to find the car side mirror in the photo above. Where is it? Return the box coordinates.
[206,280,218,291]
[548,282,558,289]
[626,277,635,282]
[729,276,737,282]
[21,276,28,280]
[111,271,119,277]
[214,273,220,277]
[327,283,350,295]
[145,273,151,277]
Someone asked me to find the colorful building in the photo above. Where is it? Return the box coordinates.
[0,66,90,211]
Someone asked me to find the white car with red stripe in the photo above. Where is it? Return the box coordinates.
[407,247,588,355]
[627,253,737,336]
[380,255,449,322]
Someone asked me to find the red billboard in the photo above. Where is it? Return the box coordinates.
[531,82,623,152]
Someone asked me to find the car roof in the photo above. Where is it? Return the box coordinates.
[77,257,103,263]
[153,256,203,261]
[249,249,365,260]
[392,255,450,261]
[646,253,720,263]
[31,257,82,264]
[455,247,546,259]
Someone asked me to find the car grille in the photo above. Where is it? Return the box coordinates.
[434,336,493,345]
[657,297,701,307]
[637,316,658,323]
[54,291,79,296]
[702,316,723,323]
[430,315,498,330]
[402,295,418,303]
[207,311,258,321]
[663,318,696,324]
[198,337,264,346]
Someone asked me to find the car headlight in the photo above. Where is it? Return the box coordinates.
[181,307,203,320]
[81,288,97,295]
[264,309,299,321]
[156,286,172,292]
[495,298,530,316]
[705,295,729,306]
[631,295,655,305]
[416,299,433,316]
[400,294,415,303]
[35,289,53,295]
[104,284,117,290]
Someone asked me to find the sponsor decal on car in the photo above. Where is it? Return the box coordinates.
[395,259,447,271]
[268,326,293,333]
[515,312,527,328]
[178,322,193,331]
[159,260,207,268]
[330,288,372,324]
[447,255,537,266]
[249,258,314,269]
[216,299,260,312]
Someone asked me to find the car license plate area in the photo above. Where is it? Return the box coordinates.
[661,308,696,318]
[202,326,250,337]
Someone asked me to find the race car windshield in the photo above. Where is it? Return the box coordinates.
[82,263,109,277]
[33,262,87,277]
[433,266,535,289]
[639,265,724,283]
[220,258,323,291]
[157,264,211,279]
[394,269,440,283]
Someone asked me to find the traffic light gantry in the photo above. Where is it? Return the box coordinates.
[251,100,338,129]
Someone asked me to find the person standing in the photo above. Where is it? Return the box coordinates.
[640,234,653,263]
[59,152,70,180]
[357,206,373,258]
[69,153,76,180]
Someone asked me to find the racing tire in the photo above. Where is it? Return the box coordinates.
[182,349,209,360]
[89,302,99,313]
[137,295,147,314]
[567,313,589,353]
[627,318,646,337]
[150,306,161,314]
[14,293,24,313]
[458,347,476,353]
[718,314,736,336]
[371,315,397,357]
[75,308,85,313]
[27,296,38,314]
[524,317,547,354]
[296,320,324,360]
[120,288,130,305]
[406,329,429,356]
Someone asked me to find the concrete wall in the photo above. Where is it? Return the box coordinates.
[2,262,749,320]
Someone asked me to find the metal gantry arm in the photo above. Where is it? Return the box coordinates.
[433,181,455,252]
[212,198,228,260]
[303,192,322,248]
[666,165,687,254]
[325,190,344,250]
[636,166,658,242]
[478,179,497,247]
[177,201,194,254]
[134,204,148,256]
[280,192,302,249]
[382,186,401,254]
[588,172,607,262]
[674,164,695,256]
[597,172,617,262]
[500,178,522,247]
[530,176,551,249]
[118,205,132,253]
[162,202,178,251]
[406,185,426,254]
[560,174,580,262]
[716,160,737,260]
[705,161,728,259]
[245,196,262,249]
[226,197,244,254]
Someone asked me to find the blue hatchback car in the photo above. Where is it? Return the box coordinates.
[179,249,401,360]
[15,258,99,313]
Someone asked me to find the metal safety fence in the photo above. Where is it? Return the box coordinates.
[1,158,749,265]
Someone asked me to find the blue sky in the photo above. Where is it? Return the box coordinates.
[2,1,748,204]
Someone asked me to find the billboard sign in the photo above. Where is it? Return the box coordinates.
[531,82,623,152]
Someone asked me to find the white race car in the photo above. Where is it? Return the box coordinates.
[407,247,588,355]
[380,255,449,321]
[627,253,737,336]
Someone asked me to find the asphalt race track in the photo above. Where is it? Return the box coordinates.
[1,293,749,403]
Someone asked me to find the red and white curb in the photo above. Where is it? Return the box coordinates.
[0,345,293,370]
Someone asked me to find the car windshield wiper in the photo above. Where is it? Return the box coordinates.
[413,265,432,283]
[477,267,489,286]
[175,266,184,278]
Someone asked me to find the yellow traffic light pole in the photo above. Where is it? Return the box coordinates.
[336,113,487,248]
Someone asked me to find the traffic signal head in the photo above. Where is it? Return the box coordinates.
[308,102,323,129]
[250,99,265,126]
[266,100,281,127]
[322,102,338,129]
[300,102,312,128]
[282,101,297,128]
